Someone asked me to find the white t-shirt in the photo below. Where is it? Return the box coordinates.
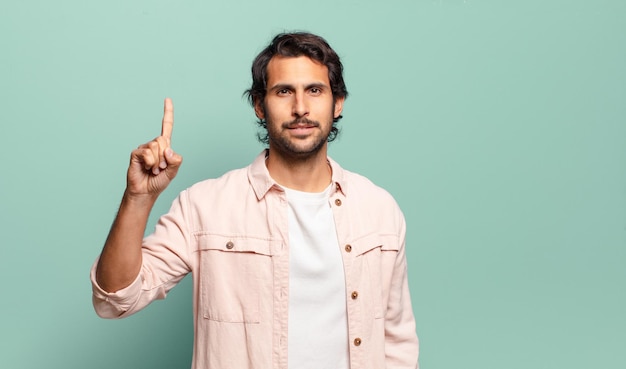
[284,184,349,369]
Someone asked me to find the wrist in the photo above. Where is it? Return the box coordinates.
[122,190,158,209]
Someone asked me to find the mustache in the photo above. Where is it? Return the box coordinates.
[282,118,320,128]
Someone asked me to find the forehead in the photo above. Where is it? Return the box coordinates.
[266,56,330,86]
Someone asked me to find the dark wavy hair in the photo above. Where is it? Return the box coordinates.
[244,32,349,144]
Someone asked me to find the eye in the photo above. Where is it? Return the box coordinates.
[277,88,291,96]
[309,87,322,95]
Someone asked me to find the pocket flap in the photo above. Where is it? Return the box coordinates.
[196,234,278,256]
[350,233,400,255]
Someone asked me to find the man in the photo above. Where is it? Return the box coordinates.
[92,32,419,369]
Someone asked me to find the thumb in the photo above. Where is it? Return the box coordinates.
[164,148,183,176]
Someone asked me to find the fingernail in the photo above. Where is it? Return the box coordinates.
[153,167,160,175]
[159,160,167,169]
[165,148,173,158]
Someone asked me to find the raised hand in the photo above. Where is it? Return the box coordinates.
[126,98,183,198]
[96,98,183,292]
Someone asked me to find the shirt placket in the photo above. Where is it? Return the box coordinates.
[330,183,364,369]
[269,187,290,369]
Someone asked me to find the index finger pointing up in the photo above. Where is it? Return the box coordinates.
[161,97,174,139]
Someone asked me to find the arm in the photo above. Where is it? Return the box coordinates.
[385,217,420,369]
[95,98,183,293]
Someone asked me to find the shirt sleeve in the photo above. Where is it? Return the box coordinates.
[91,191,193,319]
[384,216,420,369]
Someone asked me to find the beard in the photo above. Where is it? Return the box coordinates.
[267,116,332,159]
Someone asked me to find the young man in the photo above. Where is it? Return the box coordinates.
[92,32,419,369]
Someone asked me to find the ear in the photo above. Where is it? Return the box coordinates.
[254,99,265,120]
[333,97,345,119]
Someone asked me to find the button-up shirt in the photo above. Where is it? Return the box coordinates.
[91,151,419,369]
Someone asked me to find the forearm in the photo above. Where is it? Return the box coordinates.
[95,192,157,293]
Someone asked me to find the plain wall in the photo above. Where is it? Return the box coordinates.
[1,1,624,368]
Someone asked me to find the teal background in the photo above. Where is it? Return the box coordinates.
[1,0,624,368]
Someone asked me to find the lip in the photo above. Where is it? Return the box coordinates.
[283,124,316,139]
[287,122,317,128]
[288,125,315,129]
[288,126,316,134]
[286,121,317,131]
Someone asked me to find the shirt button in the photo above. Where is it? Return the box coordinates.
[335,199,342,206]
[226,241,234,249]
[345,244,352,253]
[351,291,358,300]
[354,338,362,346]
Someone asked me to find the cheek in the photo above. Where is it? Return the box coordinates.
[265,100,292,118]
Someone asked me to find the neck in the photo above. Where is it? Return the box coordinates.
[266,146,332,192]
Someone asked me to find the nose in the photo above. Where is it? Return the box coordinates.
[292,90,309,117]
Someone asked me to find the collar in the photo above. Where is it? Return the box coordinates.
[247,149,347,200]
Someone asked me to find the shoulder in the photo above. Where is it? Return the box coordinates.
[337,165,407,241]
[183,165,250,199]
[339,166,404,218]
[344,169,393,198]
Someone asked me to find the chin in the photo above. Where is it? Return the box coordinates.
[272,138,327,158]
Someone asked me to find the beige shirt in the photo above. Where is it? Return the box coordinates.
[91,150,419,369]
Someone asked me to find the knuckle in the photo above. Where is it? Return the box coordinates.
[141,149,154,161]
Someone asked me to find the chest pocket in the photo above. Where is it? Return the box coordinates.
[197,234,277,324]
[351,234,400,319]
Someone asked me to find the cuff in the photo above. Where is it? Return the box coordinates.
[90,258,143,318]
